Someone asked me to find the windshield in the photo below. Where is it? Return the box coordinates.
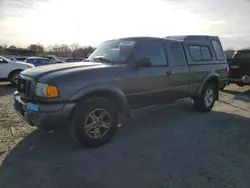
[87,40,136,64]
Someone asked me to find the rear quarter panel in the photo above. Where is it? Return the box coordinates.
[182,40,228,95]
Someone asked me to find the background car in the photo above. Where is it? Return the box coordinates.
[41,55,65,63]
[0,55,34,85]
[65,58,85,62]
[10,57,27,62]
[24,57,54,67]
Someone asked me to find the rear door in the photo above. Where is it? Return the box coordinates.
[167,41,190,98]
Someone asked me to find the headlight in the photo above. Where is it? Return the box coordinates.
[35,83,59,98]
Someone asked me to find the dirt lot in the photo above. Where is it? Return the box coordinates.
[0,83,250,188]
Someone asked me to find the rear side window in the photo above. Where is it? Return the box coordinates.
[201,47,212,60]
[211,40,225,61]
[170,42,186,66]
[134,41,168,66]
[189,46,212,61]
[189,46,202,61]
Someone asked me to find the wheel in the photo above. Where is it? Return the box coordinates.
[69,97,118,148]
[236,83,245,87]
[220,83,226,91]
[194,83,216,112]
[9,70,21,85]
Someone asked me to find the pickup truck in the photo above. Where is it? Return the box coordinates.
[0,56,34,85]
[225,49,250,87]
[14,35,228,148]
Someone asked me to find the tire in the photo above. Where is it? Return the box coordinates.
[220,83,226,91]
[194,83,216,112]
[69,97,118,148]
[9,70,21,85]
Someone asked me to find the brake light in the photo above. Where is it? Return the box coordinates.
[226,68,230,77]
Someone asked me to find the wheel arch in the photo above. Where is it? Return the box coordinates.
[8,69,23,79]
[70,85,129,115]
[197,73,220,100]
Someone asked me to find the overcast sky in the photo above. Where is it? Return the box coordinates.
[0,0,250,49]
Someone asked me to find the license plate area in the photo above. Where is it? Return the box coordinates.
[27,103,39,112]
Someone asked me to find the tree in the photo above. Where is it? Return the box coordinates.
[9,45,17,49]
[28,44,44,52]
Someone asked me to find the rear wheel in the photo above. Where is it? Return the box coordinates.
[220,83,226,91]
[194,83,216,112]
[69,97,118,148]
[9,70,21,85]
[236,83,245,87]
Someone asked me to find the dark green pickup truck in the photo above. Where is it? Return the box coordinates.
[226,50,250,87]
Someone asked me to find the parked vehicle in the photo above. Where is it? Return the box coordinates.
[14,35,228,148]
[10,56,27,62]
[0,56,34,85]
[225,49,250,88]
[41,55,65,64]
[24,57,54,67]
[65,58,85,62]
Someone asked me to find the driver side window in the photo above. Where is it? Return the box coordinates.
[134,41,168,67]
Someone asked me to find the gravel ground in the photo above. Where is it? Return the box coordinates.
[0,83,250,188]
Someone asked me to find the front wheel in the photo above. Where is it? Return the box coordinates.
[194,83,216,112]
[9,70,21,85]
[69,97,118,148]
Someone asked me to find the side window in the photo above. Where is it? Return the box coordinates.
[211,40,225,61]
[44,60,50,64]
[189,46,212,61]
[201,46,212,60]
[189,46,202,61]
[170,42,186,66]
[135,41,167,66]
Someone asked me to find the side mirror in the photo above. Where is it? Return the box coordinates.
[134,58,152,68]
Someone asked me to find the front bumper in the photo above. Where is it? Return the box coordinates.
[13,91,75,129]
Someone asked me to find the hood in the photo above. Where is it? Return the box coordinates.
[21,62,107,79]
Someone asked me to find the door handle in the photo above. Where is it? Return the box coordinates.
[166,71,173,76]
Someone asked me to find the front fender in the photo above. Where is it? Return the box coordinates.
[69,83,128,114]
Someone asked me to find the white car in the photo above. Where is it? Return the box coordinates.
[0,56,34,85]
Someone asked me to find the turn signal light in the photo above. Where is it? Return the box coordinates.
[46,85,59,98]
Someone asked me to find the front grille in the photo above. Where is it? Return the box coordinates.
[17,78,29,94]
[17,76,36,100]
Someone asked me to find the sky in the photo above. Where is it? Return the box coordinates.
[0,0,250,49]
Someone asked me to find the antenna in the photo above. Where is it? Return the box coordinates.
[77,19,80,46]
